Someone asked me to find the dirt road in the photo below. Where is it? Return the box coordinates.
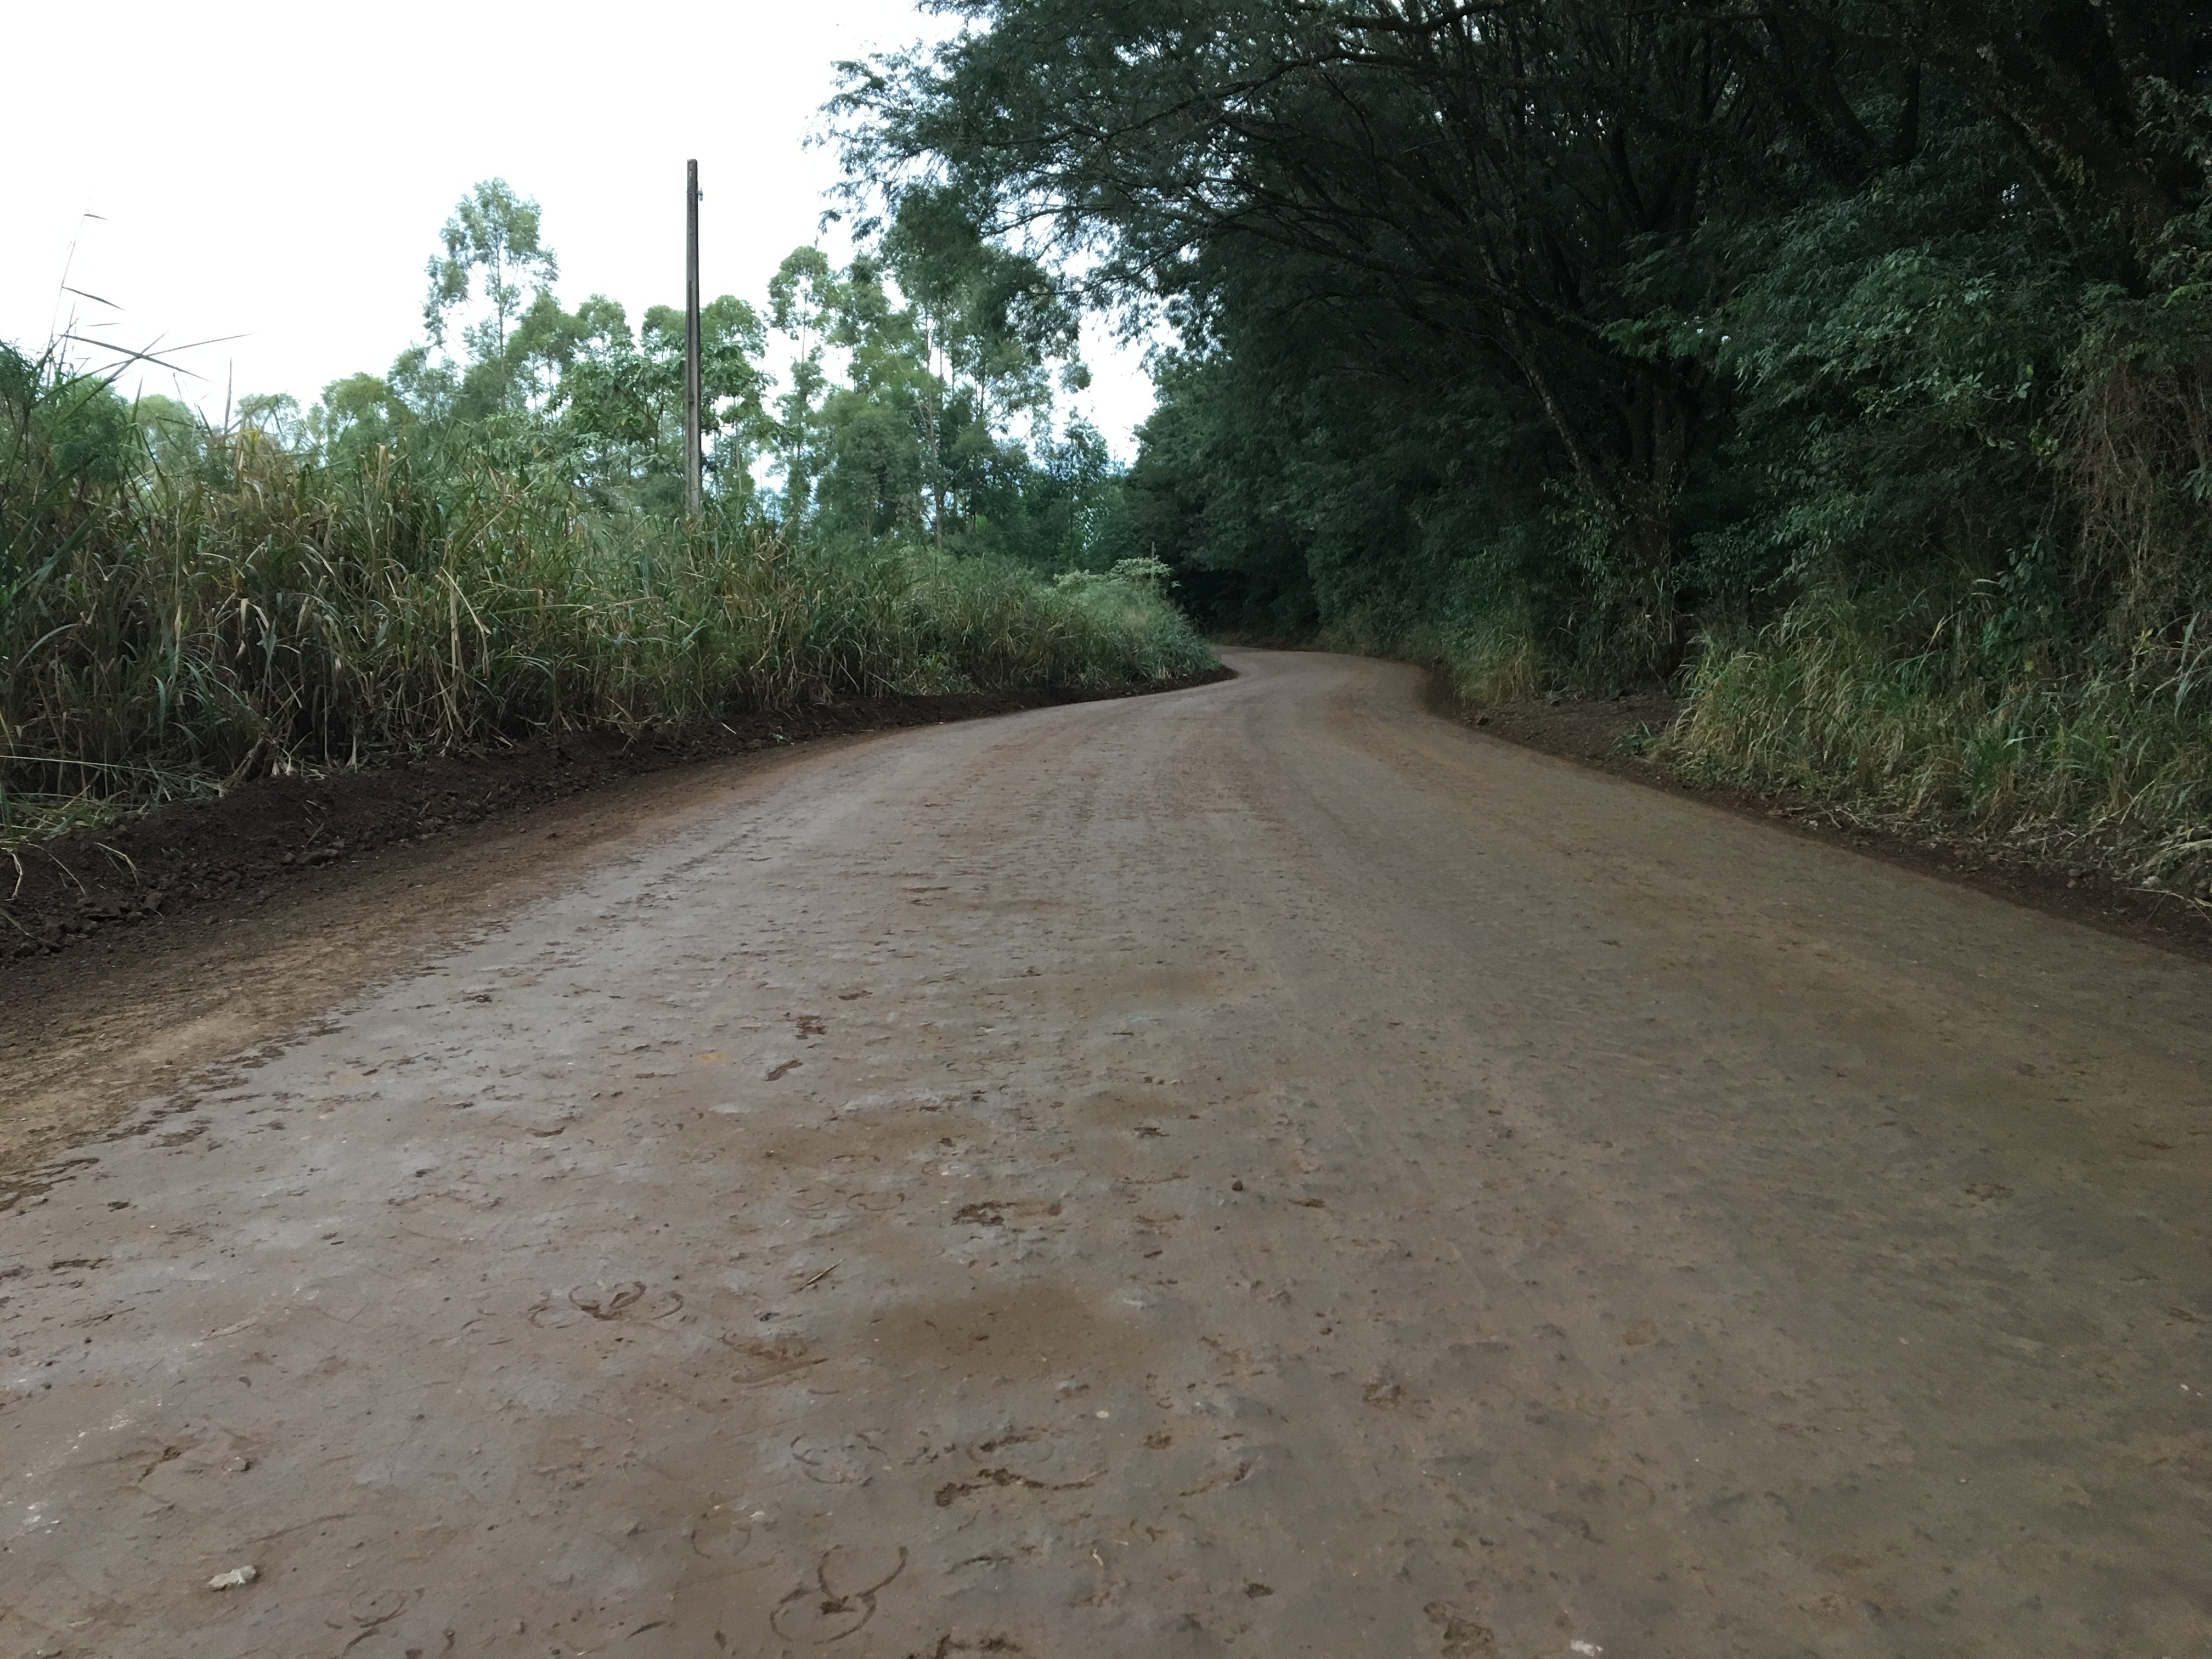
[2,649,2207,1658]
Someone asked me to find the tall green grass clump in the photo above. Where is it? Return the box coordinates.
[0,346,1213,842]
[1663,569,2212,900]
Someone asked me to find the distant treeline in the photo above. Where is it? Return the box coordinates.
[138,178,1143,575]
[842,0,2211,895]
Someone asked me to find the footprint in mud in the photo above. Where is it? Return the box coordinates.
[935,1465,1101,1507]
[687,1503,755,1563]
[1363,1376,1424,1410]
[333,1589,421,1655]
[716,1332,827,1385]
[950,1197,1065,1229]
[928,1424,1104,1507]
[573,1283,645,1320]
[527,1283,684,1328]
[770,1544,907,1643]
[1176,1458,1254,1498]
[1074,1084,1182,1129]
[964,1424,1064,1476]
[789,1431,885,1485]
[1423,1600,1497,1656]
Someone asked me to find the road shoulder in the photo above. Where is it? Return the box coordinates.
[1431,668,2212,964]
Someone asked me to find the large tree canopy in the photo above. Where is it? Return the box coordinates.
[839,0,2209,671]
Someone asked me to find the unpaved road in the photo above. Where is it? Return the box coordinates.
[2,649,2208,1658]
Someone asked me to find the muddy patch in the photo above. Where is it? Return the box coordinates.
[862,1285,1143,1379]
[1071,1085,1187,1130]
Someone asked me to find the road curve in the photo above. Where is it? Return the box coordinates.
[2,648,2207,1657]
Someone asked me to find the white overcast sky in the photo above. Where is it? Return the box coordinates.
[4,0,1157,454]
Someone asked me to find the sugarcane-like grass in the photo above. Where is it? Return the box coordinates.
[1661,578,2212,902]
[2,383,1212,846]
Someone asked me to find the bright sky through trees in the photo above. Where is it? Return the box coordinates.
[2,0,1155,453]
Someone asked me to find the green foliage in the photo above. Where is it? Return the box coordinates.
[0,343,1212,843]
[0,173,1214,844]
[250,178,1137,578]
[536,291,771,514]
[227,179,1139,573]
[765,235,1124,571]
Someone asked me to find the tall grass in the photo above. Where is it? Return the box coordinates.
[0,349,1214,843]
[1662,577,2212,900]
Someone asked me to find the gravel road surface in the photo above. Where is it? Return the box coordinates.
[2,649,2207,1658]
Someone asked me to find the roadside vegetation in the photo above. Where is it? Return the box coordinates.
[1,186,1211,845]
[840,0,2210,900]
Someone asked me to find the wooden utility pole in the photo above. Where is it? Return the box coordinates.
[926,318,944,552]
[684,159,702,518]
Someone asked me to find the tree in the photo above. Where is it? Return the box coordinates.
[757,237,1125,561]
[237,392,309,449]
[130,392,216,478]
[422,179,561,400]
[837,0,2208,680]
[1793,0,2208,273]
[548,292,772,514]
[212,184,1133,571]
[840,0,1778,666]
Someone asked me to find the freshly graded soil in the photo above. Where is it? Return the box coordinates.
[0,675,1222,1186]
[1,651,2206,1657]
[2,673,1229,974]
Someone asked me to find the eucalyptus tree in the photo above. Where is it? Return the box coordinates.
[772,249,945,543]
[766,232,1092,552]
[424,179,561,363]
[882,191,1087,548]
